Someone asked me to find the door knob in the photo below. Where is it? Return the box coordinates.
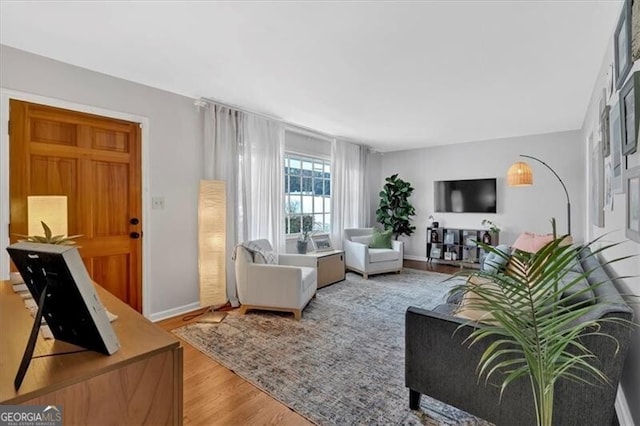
[130,232,141,239]
[130,218,140,225]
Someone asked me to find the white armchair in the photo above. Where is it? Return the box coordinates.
[343,228,404,279]
[234,239,317,320]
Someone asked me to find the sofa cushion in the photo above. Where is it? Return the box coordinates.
[370,228,392,249]
[512,232,554,253]
[482,244,511,273]
[351,235,373,246]
[454,276,499,324]
[241,240,278,265]
[369,248,400,263]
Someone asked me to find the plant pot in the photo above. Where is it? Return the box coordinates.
[296,240,308,254]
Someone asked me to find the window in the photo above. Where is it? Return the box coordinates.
[284,153,331,234]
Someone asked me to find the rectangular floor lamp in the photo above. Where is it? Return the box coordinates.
[198,180,227,323]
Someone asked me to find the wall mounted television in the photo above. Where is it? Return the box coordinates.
[434,178,497,213]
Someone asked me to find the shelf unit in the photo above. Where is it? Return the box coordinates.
[426,227,499,267]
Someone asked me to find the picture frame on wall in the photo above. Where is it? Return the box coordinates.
[591,136,605,227]
[625,166,640,242]
[609,99,624,193]
[615,0,632,89]
[600,92,611,157]
[632,0,640,62]
[620,71,639,155]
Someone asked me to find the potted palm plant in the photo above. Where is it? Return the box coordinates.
[451,232,633,426]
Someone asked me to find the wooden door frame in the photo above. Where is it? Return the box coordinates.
[0,88,152,317]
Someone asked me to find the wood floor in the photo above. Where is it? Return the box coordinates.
[157,261,453,426]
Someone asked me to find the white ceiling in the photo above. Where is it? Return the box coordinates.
[0,1,621,152]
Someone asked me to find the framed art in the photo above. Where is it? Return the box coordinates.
[609,99,624,193]
[633,0,640,62]
[591,137,605,227]
[311,235,333,252]
[620,71,639,155]
[626,166,640,242]
[615,0,632,89]
[600,91,611,157]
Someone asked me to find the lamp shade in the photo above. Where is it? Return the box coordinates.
[27,196,68,236]
[507,161,533,186]
[198,180,227,307]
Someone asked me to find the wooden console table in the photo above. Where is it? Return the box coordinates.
[0,280,183,425]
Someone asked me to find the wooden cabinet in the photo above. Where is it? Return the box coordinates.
[426,227,499,267]
[0,280,183,425]
[307,250,345,288]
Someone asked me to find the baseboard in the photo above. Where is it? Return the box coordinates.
[404,255,428,262]
[615,385,634,426]
[148,301,201,322]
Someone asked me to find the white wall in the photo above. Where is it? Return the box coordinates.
[580,18,640,425]
[379,130,585,259]
[0,45,204,321]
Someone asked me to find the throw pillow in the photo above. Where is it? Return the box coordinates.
[369,228,393,249]
[241,241,278,265]
[512,232,554,253]
[351,235,373,246]
[454,276,500,324]
[481,244,512,273]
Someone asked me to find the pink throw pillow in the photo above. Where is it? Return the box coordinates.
[512,232,554,253]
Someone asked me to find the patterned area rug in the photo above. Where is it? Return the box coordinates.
[174,269,489,425]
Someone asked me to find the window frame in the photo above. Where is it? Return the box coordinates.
[284,152,331,236]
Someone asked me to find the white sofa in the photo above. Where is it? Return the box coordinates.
[343,228,403,279]
[234,239,317,320]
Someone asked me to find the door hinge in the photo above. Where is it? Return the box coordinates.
[7,121,10,135]
[138,123,143,129]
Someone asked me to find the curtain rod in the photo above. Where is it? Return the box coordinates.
[197,96,369,146]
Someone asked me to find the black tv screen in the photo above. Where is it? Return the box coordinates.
[434,178,497,213]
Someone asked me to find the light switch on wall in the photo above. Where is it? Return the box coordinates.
[152,197,165,210]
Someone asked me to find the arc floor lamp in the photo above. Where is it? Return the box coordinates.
[507,154,571,235]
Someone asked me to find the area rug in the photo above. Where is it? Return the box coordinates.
[174,269,489,425]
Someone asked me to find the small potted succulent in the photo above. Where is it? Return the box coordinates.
[15,221,81,245]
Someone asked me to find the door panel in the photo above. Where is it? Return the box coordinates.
[9,100,142,312]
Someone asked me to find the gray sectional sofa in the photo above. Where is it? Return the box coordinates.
[405,247,633,426]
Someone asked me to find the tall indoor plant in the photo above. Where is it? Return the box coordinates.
[451,235,633,426]
[376,174,416,239]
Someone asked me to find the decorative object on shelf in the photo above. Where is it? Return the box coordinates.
[444,231,455,245]
[430,245,441,259]
[450,251,457,261]
[311,235,333,252]
[198,180,228,323]
[507,154,572,235]
[481,231,492,245]
[376,174,416,239]
[600,90,611,157]
[480,219,501,234]
[626,166,640,242]
[430,230,439,243]
[614,0,632,90]
[444,252,452,261]
[609,99,625,193]
[620,71,639,155]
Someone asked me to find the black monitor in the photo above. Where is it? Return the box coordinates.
[7,242,120,389]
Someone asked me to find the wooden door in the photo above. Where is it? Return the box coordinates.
[9,100,143,312]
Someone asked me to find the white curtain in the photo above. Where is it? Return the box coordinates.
[203,105,285,306]
[331,139,371,249]
[203,105,240,306]
[239,114,285,251]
